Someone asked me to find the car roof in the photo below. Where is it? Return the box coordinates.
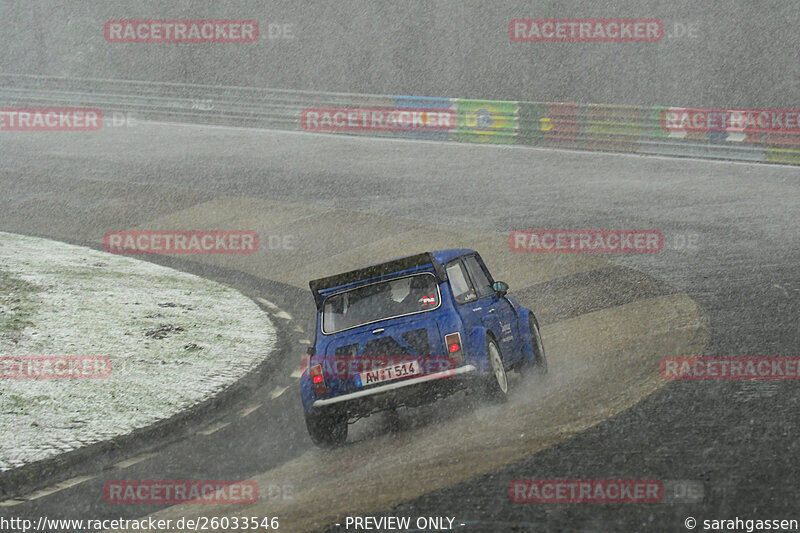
[336,248,476,272]
[431,248,476,264]
[308,249,478,309]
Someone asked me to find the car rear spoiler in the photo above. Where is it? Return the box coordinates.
[309,252,447,310]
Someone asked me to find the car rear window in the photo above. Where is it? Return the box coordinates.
[322,273,440,334]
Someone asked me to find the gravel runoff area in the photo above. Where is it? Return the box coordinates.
[0,231,277,471]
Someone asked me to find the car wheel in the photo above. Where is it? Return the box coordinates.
[529,314,547,375]
[484,336,509,402]
[304,409,348,447]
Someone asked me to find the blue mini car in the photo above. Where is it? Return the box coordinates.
[301,249,546,446]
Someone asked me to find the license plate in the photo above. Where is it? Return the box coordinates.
[355,360,420,387]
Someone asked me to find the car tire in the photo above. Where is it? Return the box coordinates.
[483,336,509,402]
[529,314,547,375]
[305,409,348,447]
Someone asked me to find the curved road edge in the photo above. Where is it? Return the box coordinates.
[0,241,302,503]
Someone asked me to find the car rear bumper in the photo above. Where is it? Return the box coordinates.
[312,364,477,408]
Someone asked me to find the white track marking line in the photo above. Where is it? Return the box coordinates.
[255,297,292,319]
[773,284,791,297]
[25,475,96,501]
[198,422,231,436]
[298,339,311,345]
[270,385,290,399]
[238,403,263,417]
[0,499,25,507]
[113,453,156,470]
[256,297,279,310]
[291,368,302,378]
[294,326,304,333]
[55,475,95,490]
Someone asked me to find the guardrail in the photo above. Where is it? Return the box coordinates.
[1,73,798,165]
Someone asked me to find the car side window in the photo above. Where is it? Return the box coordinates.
[446,260,476,304]
[463,255,494,298]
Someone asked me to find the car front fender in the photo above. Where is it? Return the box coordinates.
[516,306,537,363]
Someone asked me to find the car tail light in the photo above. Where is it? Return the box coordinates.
[310,364,327,396]
[445,332,464,364]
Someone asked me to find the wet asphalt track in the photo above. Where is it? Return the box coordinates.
[0,123,798,532]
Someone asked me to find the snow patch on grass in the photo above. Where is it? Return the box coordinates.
[0,232,277,471]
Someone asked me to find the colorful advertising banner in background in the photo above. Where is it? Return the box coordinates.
[517,102,548,146]
[292,92,800,165]
[585,105,647,137]
[648,106,671,138]
[455,99,518,144]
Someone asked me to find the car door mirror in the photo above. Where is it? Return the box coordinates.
[493,281,509,296]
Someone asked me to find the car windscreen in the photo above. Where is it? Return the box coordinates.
[322,273,440,334]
